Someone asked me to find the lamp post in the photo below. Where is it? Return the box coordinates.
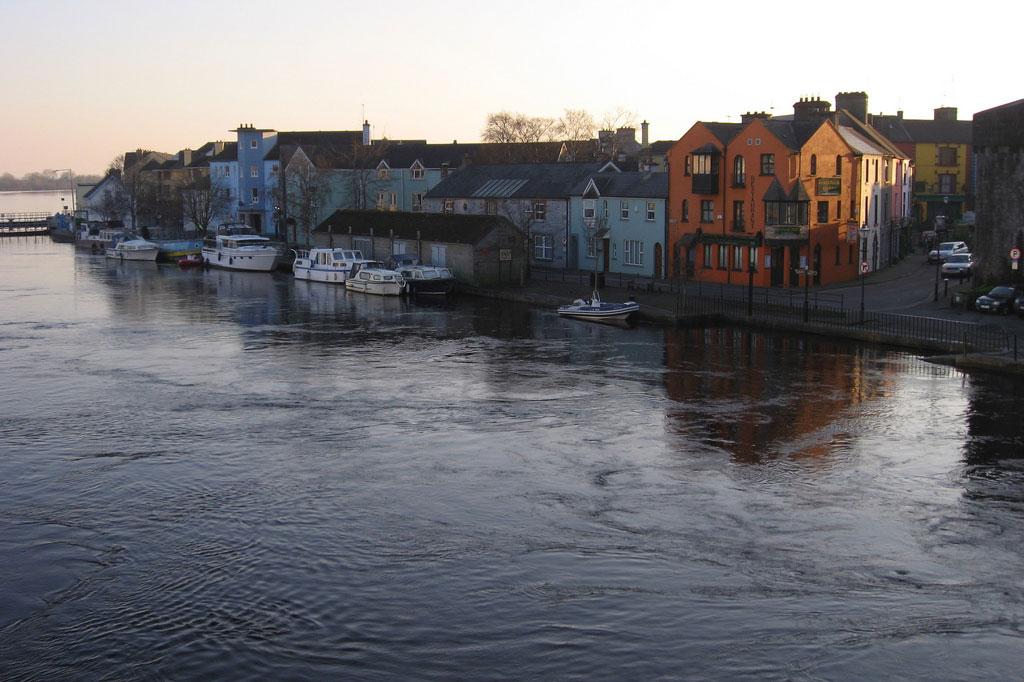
[859,225,871,323]
[934,196,949,302]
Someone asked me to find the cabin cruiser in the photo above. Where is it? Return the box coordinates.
[76,224,124,253]
[293,247,368,283]
[344,261,406,296]
[105,234,160,261]
[201,224,281,272]
[384,254,456,295]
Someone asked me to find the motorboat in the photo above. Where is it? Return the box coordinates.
[557,290,639,322]
[293,247,367,284]
[177,254,203,268]
[76,224,124,253]
[384,254,456,295]
[105,234,160,261]
[344,261,406,296]
[201,224,281,272]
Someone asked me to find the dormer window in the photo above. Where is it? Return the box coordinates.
[411,163,424,180]
[377,165,390,180]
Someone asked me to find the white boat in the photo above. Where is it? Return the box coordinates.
[557,290,639,322]
[201,224,280,272]
[344,261,406,296]
[76,225,125,253]
[384,254,456,295]
[105,235,160,261]
[293,247,367,283]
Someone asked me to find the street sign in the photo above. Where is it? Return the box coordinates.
[1010,247,1021,260]
[860,260,870,274]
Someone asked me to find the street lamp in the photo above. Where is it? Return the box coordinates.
[934,196,949,302]
[859,225,871,323]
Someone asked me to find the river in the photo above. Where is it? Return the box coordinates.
[1,236,1022,680]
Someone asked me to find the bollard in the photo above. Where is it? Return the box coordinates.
[944,278,949,298]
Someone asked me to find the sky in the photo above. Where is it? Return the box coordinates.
[1,0,1018,178]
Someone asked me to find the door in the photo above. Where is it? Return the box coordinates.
[654,243,663,278]
[431,244,447,267]
[601,238,610,272]
[789,245,800,287]
[771,246,784,287]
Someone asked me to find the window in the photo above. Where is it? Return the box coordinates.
[583,199,596,220]
[760,154,774,176]
[250,139,257,149]
[703,243,712,268]
[835,155,842,175]
[603,200,608,219]
[486,200,498,215]
[412,192,424,212]
[732,245,743,271]
[693,154,716,174]
[533,201,546,221]
[685,155,692,176]
[733,155,745,186]
[810,154,817,175]
[749,247,759,271]
[390,192,398,208]
[586,236,596,258]
[938,147,958,166]
[817,200,829,223]
[701,200,714,223]
[250,165,258,178]
[765,201,808,226]
[646,202,656,221]
[393,241,406,255]
[375,191,387,210]
[620,200,629,220]
[251,188,258,204]
[377,166,390,180]
[717,244,728,269]
[444,199,454,215]
[411,164,424,180]
[624,240,644,266]
[681,199,689,222]
[732,200,745,231]
[534,234,553,260]
[938,174,957,194]
[223,166,231,177]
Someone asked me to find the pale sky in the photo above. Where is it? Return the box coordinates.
[1,0,1017,177]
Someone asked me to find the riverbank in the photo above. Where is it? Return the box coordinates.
[463,275,1024,378]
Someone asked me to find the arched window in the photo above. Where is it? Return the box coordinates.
[733,155,745,186]
[810,154,817,175]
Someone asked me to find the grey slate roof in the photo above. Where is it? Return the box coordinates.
[572,172,669,198]
[900,118,972,144]
[313,209,516,245]
[424,163,603,200]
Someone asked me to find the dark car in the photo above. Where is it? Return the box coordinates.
[974,286,1022,314]
[1014,292,1024,317]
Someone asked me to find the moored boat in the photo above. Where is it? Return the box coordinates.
[384,254,456,295]
[344,261,406,296]
[293,247,367,283]
[201,224,281,272]
[76,224,124,253]
[557,290,639,322]
[105,234,160,261]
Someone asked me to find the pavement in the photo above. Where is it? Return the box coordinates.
[467,252,1024,377]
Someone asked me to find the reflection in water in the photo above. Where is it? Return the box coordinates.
[2,237,1024,680]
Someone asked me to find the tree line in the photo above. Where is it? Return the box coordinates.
[0,171,103,192]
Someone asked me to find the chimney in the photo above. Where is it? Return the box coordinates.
[362,120,371,145]
[181,149,193,165]
[835,91,869,123]
[793,96,831,122]
[934,106,958,121]
[641,120,649,146]
[741,111,772,124]
[897,110,904,121]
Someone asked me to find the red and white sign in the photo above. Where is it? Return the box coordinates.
[1010,247,1021,260]
[860,260,870,274]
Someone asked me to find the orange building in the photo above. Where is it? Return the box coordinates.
[667,99,867,288]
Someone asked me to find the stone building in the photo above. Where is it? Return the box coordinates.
[972,99,1024,285]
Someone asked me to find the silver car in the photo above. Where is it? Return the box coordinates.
[928,240,968,263]
[940,252,973,278]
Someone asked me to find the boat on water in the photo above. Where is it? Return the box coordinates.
[201,224,281,272]
[293,247,368,283]
[105,234,160,261]
[177,254,203,267]
[557,290,639,322]
[151,237,205,261]
[75,224,125,253]
[344,261,406,296]
[384,254,456,296]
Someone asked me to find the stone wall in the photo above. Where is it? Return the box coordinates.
[972,100,1024,284]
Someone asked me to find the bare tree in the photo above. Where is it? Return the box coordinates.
[482,111,557,162]
[108,154,154,231]
[499,198,538,286]
[599,106,638,132]
[555,109,597,161]
[180,173,232,235]
[286,151,332,247]
[336,141,388,211]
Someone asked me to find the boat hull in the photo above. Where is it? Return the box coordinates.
[201,247,279,272]
[293,263,353,283]
[404,278,455,296]
[557,301,639,322]
[106,247,159,261]
[152,238,204,261]
[345,280,404,296]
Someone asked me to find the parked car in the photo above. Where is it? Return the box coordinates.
[974,285,1022,314]
[1014,292,1024,317]
[928,241,969,263]
[940,252,974,279]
